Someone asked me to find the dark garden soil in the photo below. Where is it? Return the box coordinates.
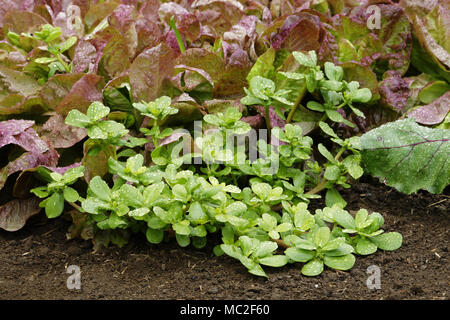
[0,180,448,300]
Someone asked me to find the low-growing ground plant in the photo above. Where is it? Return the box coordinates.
[29,89,406,277]
[0,0,448,279]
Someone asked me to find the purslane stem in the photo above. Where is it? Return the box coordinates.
[305,147,345,195]
[264,105,272,133]
[286,87,307,124]
[56,53,71,73]
[69,202,82,212]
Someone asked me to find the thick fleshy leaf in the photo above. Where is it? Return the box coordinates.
[407,91,450,125]
[0,197,41,231]
[285,247,315,262]
[371,232,403,251]
[361,118,450,194]
[258,255,288,267]
[301,258,324,276]
[323,254,355,270]
[342,62,379,101]
[146,227,164,244]
[45,191,65,218]
[355,237,378,255]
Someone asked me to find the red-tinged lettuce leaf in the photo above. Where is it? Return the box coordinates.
[379,70,410,113]
[421,3,450,53]
[0,95,46,118]
[402,73,436,110]
[174,47,251,98]
[271,13,322,52]
[333,5,412,77]
[0,147,59,190]
[195,8,229,37]
[242,114,264,129]
[102,75,134,113]
[129,42,175,103]
[39,73,83,108]
[164,30,187,55]
[269,0,311,18]
[72,40,98,73]
[0,1,21,27]
[401,1,450,71]
[83,0,119,32]
[411,14,450,72]
[0,41,27,68]
[0,119,48,153]
[0,197,41,232]
[40,73,104,114]
[163,93,204,126]
[159,2,200,43]
[139,0,161,21]
[108,4,138,58]
[97,27,131,81]
[0,64,42,99]
[40,114,87,149]
[55,74,104,114]
[172,64,214,92]
[192,0,245,27]
[401,0,450,81]
[407,92,450,126]
[1,9,48,34]
[361,118,450,194]
[223,15,260,59]
[135,16,161,55]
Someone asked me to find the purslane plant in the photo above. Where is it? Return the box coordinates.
[31,166,85,218]
[33,74,402,278]
[8,24,77,81]
[242,51,373,129]
[134,96,179,147]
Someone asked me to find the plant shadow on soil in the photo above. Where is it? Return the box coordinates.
[0,179,448,300]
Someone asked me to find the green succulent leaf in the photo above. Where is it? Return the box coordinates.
[301,259,324,276]
[45,192,65,218]
[323,254,355,270]
[371,232,403,251]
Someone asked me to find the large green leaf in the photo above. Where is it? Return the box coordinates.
[361,119,450,194]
